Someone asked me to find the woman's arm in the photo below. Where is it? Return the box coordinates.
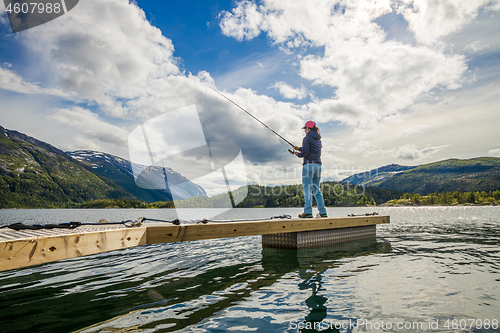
[297,136,309,158]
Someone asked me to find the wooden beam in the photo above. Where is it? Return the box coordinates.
[0,215,389,272]
[0,227,147,272]
[146,215,390,244]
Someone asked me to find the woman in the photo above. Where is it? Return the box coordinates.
[294,121,327,218]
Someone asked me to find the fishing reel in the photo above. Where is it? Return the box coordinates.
[288,145,300,155]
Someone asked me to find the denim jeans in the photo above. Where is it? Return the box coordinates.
[302,163,327,215]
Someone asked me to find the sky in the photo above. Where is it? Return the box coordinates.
[1,0,500,191]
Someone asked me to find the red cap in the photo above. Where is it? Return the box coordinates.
[302,120,316,129]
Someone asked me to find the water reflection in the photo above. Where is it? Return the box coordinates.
[2,207,499,332]
[0,238,391,333]
[262,240,390,332]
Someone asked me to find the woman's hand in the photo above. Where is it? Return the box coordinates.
[294,146,300,151]
[295,151,299,156]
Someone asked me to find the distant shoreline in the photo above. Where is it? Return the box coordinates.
[378,203,499,207]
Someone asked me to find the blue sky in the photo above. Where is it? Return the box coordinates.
[1,0,500,189]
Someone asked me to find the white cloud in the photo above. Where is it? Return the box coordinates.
[422,145,450,155]
[213,51,291,92]
[301,42,466,121]
[396,144,449,161]
[48,107,130,149]
[396,144,424,161]
[5,0,305,164]
[398,0,495,45]
[2,0,498,184]
[465,41,487,53]
[196,70,216,88]
[220,0,392,47]
[270,81,308,99]
[400,124,430,136]
[349,140,375,155]
[219,0,468,129]
[347,139,449,163]
[219,1,263,41]
[488,149,500,157]
[21,0,180,118]
[488,1,500,11]
[0,65,70,97]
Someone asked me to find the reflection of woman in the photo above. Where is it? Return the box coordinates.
[294,121,327,218]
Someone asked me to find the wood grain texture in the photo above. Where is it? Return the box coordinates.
[0,227,147,271]
[0,215,389,271]
[145,215,390,244]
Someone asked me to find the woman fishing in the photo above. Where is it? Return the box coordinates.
[294,121,327,218]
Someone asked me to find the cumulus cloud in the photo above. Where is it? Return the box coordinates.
[14,0,306,150]
[270,81,308,99]
[196,70,216,88]
[3,0,497,184]
[301,42,465,120]
[3,0,307,167]
[48,107,130,148]
[398,0,495,45]
[219,0,469,129]
[219,0,263,41]
[22,0,180,118]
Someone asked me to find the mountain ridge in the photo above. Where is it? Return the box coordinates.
[341,163,417,186]
[0,126,206,208]
[67,150,207,203]
[0,125,133,208]
[342,157,500,195]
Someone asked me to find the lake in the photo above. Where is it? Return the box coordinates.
[0,207,499,332]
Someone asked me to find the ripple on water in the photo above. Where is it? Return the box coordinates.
[0,207,499,332]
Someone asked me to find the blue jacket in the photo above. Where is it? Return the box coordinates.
[298,131,322,165]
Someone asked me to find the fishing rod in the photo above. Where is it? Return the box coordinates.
[199,80,297,154]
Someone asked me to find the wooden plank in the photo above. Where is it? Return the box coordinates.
[146,215,390,244]
[0,227,147,272]
[0,215,389,272]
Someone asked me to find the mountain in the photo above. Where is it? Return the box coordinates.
[0,126,133,208]
[342,164,417,186]
[343,158,500,195]
[0,126,207,208]
[67,150,207,202]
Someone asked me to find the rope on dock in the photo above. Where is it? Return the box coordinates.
[0,214,293,232]
[347,212,379,217]
[206,214,292,223]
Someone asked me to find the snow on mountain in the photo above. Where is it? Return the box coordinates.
[68,150,207,202]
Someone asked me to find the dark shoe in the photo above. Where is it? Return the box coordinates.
[298,213,313,218]
[316,213,328,218]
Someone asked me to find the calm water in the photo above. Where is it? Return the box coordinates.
[0,207,499,332]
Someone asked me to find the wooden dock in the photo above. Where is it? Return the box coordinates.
[0,215,389,272]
